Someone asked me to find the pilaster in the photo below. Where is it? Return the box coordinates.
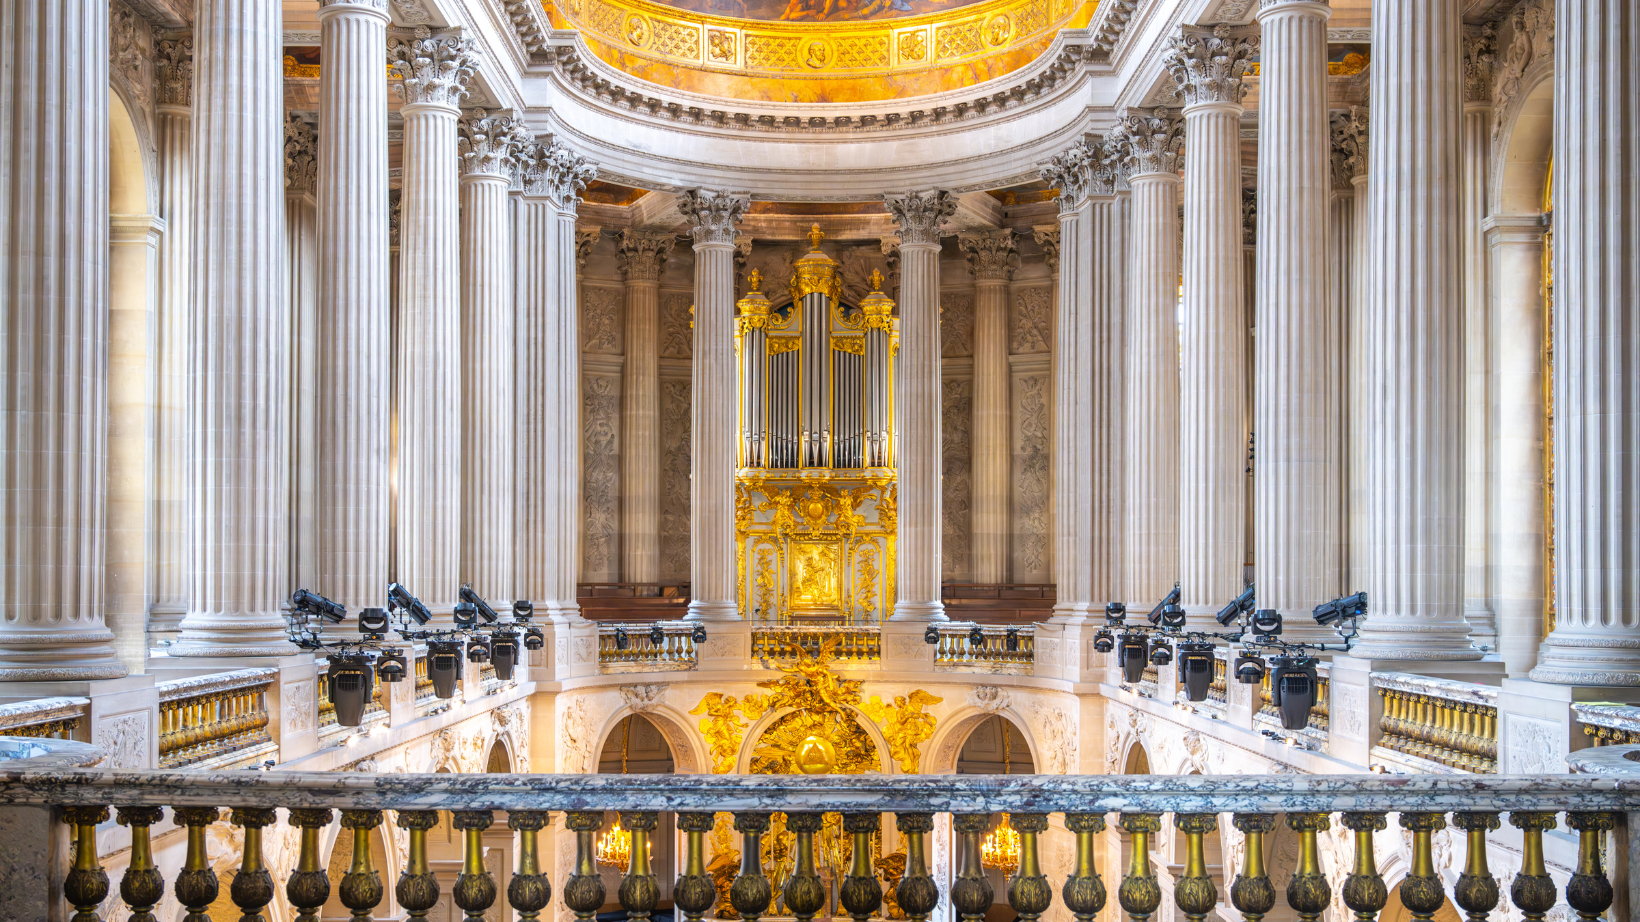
[617,231,678,585]
[957,229,1019,585]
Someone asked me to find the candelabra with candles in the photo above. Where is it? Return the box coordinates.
[980,722,1021,875]
[595,718,651,872]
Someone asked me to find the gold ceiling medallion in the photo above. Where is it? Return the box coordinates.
[984,13,1012,45]
[626,13,653,47]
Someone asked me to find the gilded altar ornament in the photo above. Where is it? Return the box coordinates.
[689,691,770,773]
[790,225,843,305]
[795,734,839,773]
[860,270,895,332]
[708,814,743,918]
[739,270,773,333]
[860,689,943,773]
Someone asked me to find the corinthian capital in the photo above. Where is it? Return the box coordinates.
[678,189,748,246]
[1329,106,1369,188]
[519,140,598,213]
[388,28,478,108]
[155,37,193,108]
[884,190,957,246]
[576,228,601,270]
[1113,109,1184,177]
[1463,22,1497,104]
[1040,141,1094,214]
[458,108,527,178]
[616,231,677,281]
[1165,25,1257,108]
[958,230,1019,281]
[284,113,318,197]
[1033,227,1060,272]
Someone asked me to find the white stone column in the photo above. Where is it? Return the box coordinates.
[458,109,523,602]
[679,190,748,621]
[516,142,596,620]
[1354,0,1479,660]
[285,114,319,595]
[1530,0,1640,685]
[617,231,676,584]
[1255,0,1339,641]
[151,37,194,638]
[1486,216,1546,677]
[390,31,476,616]
[886,191,959,621]
[315,0,391,615]
[958,229,1019,585]
[171,0,296,657]
[1462,26,1499,651]
[1242,191,1257,588]
[1041,146,1093,621]
[1168,26,1255,627]
[1331,108,1369,596]
[1111,111,1183,609]
[1327,109,1363,598]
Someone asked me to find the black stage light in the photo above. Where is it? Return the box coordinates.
[1119,634,1149,683]
[1178,642,1216,702]
[1215,585,1256,627]
[359,607,390,638]
[1233,652,1266,685]
[1145,586,1182,626]
[1005,628,1020,653]
[924,625,940,644]
[459,585,501,624]
[428,640,464,698]
[649,623,665,646]
[376,648,408,684]
[327,654,375,727]
[1269,655,1319,731]
[1148,638,1173,667]
[691,623,708,644]
[523,625,546,650]
[491,632,520,680]
[388,582,433,625]
[1313,591,1369,626]
[453,601,478,629]
[1092,629,1115,654]
[1250,608,1283,637]
[615,627,630,651]
[1159,603,1187,631]
[293,588,346,624]
[467,636,492,664]
[1104,603,1126,625]
[513,599,535,621]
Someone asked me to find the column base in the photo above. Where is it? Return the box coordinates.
[169,609,299,658]
[1528,630,1640,686]
[888,601,948,622]
[0,628,128,681]
[684,600,740,621]
[1348,618,1484,661]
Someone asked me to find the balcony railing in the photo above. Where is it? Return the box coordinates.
[933,624,1035,670]
[0,696,86,740]
[1373,673,1498,774]
[597,621,699,670]
[752,624,882,662]
[1575,702,1640,747]
[5,757,1632,922]
[156,668,276,770]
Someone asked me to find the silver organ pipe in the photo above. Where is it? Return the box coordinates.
[737,271,773,467]
[770,342,800,468]
[859,273,896,469]
[832,343,863,469]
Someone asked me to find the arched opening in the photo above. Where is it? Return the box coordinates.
[1122,744,1151,775]
[595,714,678,920]
[955,715,1034,921]
[486,738,513,773]
[106,87,161,674]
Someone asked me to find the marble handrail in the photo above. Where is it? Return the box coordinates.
[0,696,88,739]
[1573,702,1640,747]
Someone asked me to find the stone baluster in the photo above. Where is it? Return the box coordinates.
[1167,25,1256,628]
[1529,0,1640,686]
[678,190,748,621]
[315,0,392,618]
[0,0,126,677]
[390,29,478,620]
[458,109,525,603]
[886,191,960,621]
[1355,0,1481,659]
[617,231,678,584]
[1111,111,1184,610]
[958,229,1019,584]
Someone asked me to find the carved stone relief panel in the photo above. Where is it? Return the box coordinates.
[660,379,692,581]
[1009,285,1052,354]
[582,373,621,580]
[940,290,974,358]
[284,679,316,734]
[660,292,694,358]
[1012,373,1050,581]
[942,376,973,582]
[582,285,623,355]
[96,711,149,771]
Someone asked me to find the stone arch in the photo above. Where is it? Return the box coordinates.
[593,703,706,774]
[924,706,1040,775]
[485,736,514,773]
[1490,60,1554,216]
[1120,739,1152,775]
[735,705,890,774]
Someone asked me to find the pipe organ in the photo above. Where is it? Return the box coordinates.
[736,227,897,622]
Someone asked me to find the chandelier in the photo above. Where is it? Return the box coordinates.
[980,721,1021,875]
[596,718,636,871]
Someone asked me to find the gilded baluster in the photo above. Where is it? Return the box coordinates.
[784,813,828,922]
[453,810,498,922]
[1508,812,1558,922]
[509,811,554,922]
[1008,814,1052,922]
[1284,813,1331,922]
[1564,812,1616,922]
[565,811,608,922]
[1116,813,1162,922]
[1397,813,1449,921]
[396,810,442,919]
[675,813,719,922]
[839,813,884,922]
[1172,814,1218,922]
[116,806,166,922]
[1451,812,1500,922]
[1230,814,1276,922]
[1339,812,1388,922]
[732,812,774,922]
[230,807,279,922]
[1061,813,1106,922]
[340,810,386,921]
[622,811,662,922]
[951,814,994,922]
[896,812,940,922]
[286,807,335,922]
[62,805,110,922]
[173,806,222,922]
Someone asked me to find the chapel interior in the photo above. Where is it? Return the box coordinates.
[0,0,1634,920]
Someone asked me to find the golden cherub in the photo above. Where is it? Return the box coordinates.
[860,689,943,774]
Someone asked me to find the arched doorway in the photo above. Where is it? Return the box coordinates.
[595,714,678,921]
[486,738,513,773]
[955,715,1034,922]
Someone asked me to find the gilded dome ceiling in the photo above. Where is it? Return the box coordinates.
[544,0,1099,102]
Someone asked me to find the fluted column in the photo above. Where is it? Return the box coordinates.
[1531,0,1640,685]
[1331,108,1369,597]
[1354,0,1479,659]
[458,110,523,602]
[171,0,296,657]
[516,142,596,619]
[886,192,958,621]
[1168,26,1255,627]
[1041,147,1093,621]
[151,38,194,639]
[1255,0,1339,641]
[958,229,1019,584]
[315,0,391,616]
[1327,110,1362,605]
[679,191,748,621]
[617,231,676,584]
[1462,25,1499,651]
[1113,112,1183,609]
[285,114,320,596]
[0,0,126,678]
[390,31,476,617]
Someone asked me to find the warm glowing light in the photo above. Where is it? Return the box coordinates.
[981,814,1020,875]
[596,819,631,871]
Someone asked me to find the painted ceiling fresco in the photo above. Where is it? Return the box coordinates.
[651,0,987,23]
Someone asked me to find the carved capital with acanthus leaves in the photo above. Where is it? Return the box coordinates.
[1165,24,1257,108]
[155,37,193,108]
[458,108,528,179]
[884,190,957,246]
[520,140,598,212]
[1040,141,1094,214]
[284,113,318,197]
[1113,108,1184,177]
[678,189,748,246]
[957,230,1019,281]
[1329,105,1369,189]
[388,28,478,108]
[616,230,677,282]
